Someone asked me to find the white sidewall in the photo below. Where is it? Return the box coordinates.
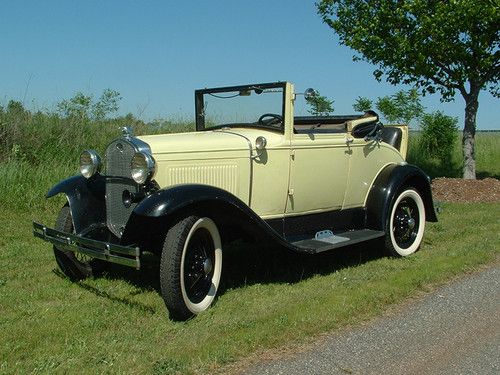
[389,189,426,256]
[180,217,222,314]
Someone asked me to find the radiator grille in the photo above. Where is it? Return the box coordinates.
[105,139,139,237]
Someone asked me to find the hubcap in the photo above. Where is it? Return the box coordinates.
[407,217,416,230]
[183,228,215,304]
[203,258,213,275]
[393,197,420,249]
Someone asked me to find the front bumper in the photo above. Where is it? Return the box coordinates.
[33,222,140,269]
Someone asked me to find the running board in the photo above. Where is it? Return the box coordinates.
[289,229,385,254]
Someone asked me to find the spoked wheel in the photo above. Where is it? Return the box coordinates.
[385,188,426,257]
[53,204,105,280]
[160,215,222,321]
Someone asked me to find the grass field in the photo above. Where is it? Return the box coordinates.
[1,202,498,374]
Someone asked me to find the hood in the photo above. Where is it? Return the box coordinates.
[137,130,251,156]
[138,128,286,158]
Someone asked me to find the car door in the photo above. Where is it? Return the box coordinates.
[285,132,350,216]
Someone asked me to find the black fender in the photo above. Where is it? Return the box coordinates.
[46,175,106,234]
[366,163,438,232]
[121,184,295,252]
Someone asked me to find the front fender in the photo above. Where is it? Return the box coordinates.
[132,184,251,218]
[46,175,106,234]
[366,164,438,231]
[121,184,291,251]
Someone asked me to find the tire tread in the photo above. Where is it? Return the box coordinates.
[53,204,93,280]
[160,215,199,321]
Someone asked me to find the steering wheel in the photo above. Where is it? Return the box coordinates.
[258,113,283,126]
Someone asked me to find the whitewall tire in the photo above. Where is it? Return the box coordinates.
[160,215,222,320]
[385,189,426,257]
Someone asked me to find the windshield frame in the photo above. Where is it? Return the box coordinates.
[195,82,287,133]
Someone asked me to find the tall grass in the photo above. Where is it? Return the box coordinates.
[0,104,194,211]
[407,131,500,179]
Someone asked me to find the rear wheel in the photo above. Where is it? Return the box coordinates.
[160,215,222,321]
[385,188,426,257]
[53,204,104,280]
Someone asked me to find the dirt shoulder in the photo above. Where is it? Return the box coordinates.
[432,177,500,203]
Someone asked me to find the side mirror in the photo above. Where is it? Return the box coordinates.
[304,88,318,99]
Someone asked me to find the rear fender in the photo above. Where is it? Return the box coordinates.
[366,164,437,232]
[46,175,106,234]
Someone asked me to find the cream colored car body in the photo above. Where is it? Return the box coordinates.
[138,82,407,221]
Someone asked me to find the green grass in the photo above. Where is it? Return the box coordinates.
[1,202,498,374]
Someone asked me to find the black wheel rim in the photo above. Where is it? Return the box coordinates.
[184,228,215,304]
[393,197,420,249]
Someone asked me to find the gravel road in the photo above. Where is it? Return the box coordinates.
[241,264,500,375]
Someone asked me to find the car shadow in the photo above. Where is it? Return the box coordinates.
[220,238,386,292]
[59,238,387,314]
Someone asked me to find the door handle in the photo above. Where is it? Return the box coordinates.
[345,137,354,144]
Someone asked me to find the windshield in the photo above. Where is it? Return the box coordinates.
[195,82,286,132]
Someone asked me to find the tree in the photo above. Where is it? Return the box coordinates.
[375,89,424,124]
[57,89,121,121]
[352,89,423,125]
[92,89,121,120]
[317,0,499,179]
[353,96,372,112]
[57,92,93,120]
[306,91,335,116]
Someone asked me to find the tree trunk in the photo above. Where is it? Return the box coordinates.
[462,95,478,179]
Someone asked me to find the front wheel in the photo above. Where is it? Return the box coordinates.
[53,204,105,280]
[385,188,426,257]
[160,215,222,320]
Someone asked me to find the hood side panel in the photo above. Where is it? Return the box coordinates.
[139,131,252,205]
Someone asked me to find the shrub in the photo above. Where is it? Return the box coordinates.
[419,111,458,167]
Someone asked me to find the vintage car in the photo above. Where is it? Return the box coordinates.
[33,81,437,320]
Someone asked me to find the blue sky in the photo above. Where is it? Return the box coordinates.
[1,0,498,129]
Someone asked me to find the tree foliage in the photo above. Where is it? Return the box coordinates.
[306,91,335,116]
[92,89,121,120]
[375,89,424,124]
[317,0,499,100]
[317,0,500,178]
[57,89,121,121]
[352,96,373,112]
[352,89,423,125]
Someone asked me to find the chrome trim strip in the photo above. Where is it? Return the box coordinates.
[214,129,254,207]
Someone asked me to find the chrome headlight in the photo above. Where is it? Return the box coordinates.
[131,152,156,184]
[79,150,102,178]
